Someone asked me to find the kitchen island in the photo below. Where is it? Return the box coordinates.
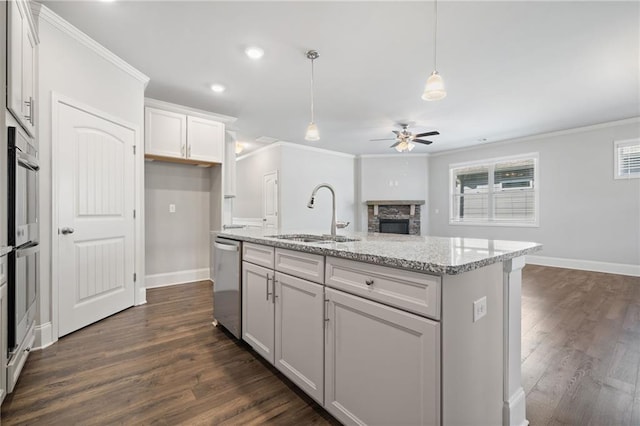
[214,228,541,426]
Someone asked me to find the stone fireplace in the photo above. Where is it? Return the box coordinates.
[366,200,424,235]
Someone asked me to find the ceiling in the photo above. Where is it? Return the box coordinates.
[42,1,639,156]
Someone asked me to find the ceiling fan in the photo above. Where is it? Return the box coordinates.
[371,124,440,152]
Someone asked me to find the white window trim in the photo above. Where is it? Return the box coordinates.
[614,138,640,180]
[449,152,540,227]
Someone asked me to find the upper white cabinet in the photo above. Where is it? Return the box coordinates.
[144,108,186,158]
[7,0,38,137]
[144,99,231,165]
[187,116,224,163]
[224,134,237,198]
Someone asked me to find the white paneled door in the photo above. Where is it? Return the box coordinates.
[263,170,278,229]
[57,102,136,337]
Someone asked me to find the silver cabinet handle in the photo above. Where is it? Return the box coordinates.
[181,144,185,157]
[272,278,278,303]
[365,279,374,286]
[187,144,192,158]
[60,227,75,235]
[24,97,32,123]
[266,275,272,300]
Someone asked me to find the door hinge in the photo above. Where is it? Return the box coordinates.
[134,273,137,282]
[133,209,136,219]
[133,145,137,155]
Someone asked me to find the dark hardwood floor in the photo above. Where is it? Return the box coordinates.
[1,266,639,425]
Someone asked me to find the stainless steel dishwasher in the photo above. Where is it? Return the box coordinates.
[212,237,241,338]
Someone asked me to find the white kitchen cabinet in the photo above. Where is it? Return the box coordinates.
[224,136,236,198]
[324,287,440,426]
[187,116,224,163]
[274,272,324,404]
[144,106,224,164]
[144,107,186,158]
[7,0,38,137]
[242,261,275,363]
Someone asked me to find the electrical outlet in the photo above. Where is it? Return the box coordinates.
[169,204,176,213]
[473,296,487,322]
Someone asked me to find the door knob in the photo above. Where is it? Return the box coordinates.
[60,227,75,235]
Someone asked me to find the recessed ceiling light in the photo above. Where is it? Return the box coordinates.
[210,84,226,93]
[245,46,264,60]
[478,138,488,142]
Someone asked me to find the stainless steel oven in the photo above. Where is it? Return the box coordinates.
[8,126,39,248]
[7,126,39,351]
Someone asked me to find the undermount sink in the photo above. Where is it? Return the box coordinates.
[267,234,360,243]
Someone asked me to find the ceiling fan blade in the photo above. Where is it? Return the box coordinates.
[392,130,400,136]
[370,138,396,141]
[413,139,433,145]
[390,141,401,148]
[414,131,440,138]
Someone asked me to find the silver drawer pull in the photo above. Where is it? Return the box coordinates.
[365,279,374,286]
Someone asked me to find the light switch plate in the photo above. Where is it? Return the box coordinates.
[169,204,176,213]
[473,296,487,322]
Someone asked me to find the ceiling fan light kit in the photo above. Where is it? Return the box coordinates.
[304,49,320,141]
[423,0,447,101]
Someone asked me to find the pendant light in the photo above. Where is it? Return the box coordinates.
[422,0,446,101]
[305,50,320,141]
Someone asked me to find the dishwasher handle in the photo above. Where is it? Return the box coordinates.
[214,241,239,252]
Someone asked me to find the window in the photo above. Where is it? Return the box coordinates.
[450,154,538,226]
[614,139,640,179]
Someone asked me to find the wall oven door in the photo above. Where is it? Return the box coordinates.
[8,243,38,351]
[8,126,39,248]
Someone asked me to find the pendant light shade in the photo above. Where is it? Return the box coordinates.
[422,0,446,101]
[305,50,320,141]
[305,122,320,141]
[422,71,446,101]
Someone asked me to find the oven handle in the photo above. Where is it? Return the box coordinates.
[16,244,39,258]
[17,149,40,172]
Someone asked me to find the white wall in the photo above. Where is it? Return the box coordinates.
[358,155,429,234]
[280,144,355,232]
[145,162,211,277]
[234,145,282,220]
[234,143,356,232]
[36,7,146,337]
[428,120,640,268]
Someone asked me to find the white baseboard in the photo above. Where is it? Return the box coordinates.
[526,255,640,277]
[34,322,54,350]
[145,268,211,288]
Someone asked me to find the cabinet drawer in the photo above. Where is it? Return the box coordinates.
[275,248,324,284]
[243,243,275,269]
[325,257,441,320]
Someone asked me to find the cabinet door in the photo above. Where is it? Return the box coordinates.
[187,116,224,163]
[274,272,324,404]
[7,1,25,129]
[21,25,36,136]
[144,107,186,158]
[242,261,275,363]
[324,288,441,426]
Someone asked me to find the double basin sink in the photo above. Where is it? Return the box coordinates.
[268,234,360,244]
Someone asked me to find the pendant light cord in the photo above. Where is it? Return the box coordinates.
[310,57,315,123]
[433,0,438,71]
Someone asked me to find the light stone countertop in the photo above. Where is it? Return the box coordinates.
[213,228,542,275]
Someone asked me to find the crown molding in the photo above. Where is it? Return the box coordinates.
[277,141,356,159]
[34,4,150,88]
[429,117,640,158]
[145,97,237,124]
[237,141,355,162]
[358,153,430,159]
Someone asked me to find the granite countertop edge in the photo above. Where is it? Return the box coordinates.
[213,230,542,275]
